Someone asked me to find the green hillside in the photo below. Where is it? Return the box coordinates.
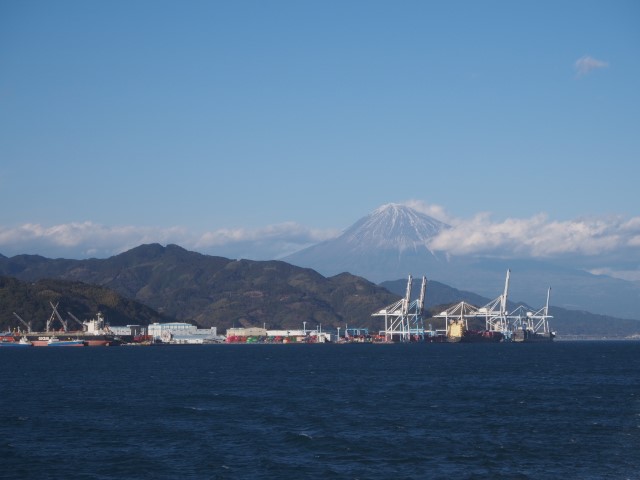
[2,244,639,337]
[0,276,170,332]
[0,245,400,332]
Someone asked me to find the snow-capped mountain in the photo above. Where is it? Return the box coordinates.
[284,203,451,282]
[339,203,448,253]
[284,204,640,320]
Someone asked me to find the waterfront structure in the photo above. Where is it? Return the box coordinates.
[431,270,555,343]
[225,327,332,343]
[12,304,121,346]
[148,322,223,344]
[372,275,427,342]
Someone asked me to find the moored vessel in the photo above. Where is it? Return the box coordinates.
[0,335,33,347]
[46,336,85,347]
[14,306,122,347]
[512,328,556,343]
[24,330,119,346]
[461,329,504,343]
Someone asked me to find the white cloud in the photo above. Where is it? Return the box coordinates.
[0,222,191,258]
[574,55,608,77]
[426,213,640,281]
[1,210,639,281]
[427,213,640,257]
[0,221,338,261]
[193,222,339,259]
[588,268,640,282]
[194,222,335,247]
[402,200,454,224]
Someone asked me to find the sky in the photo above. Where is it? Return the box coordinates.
[1,1,639,280]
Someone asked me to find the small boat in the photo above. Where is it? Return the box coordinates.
[47,336,85,347]
[0,336,33,347]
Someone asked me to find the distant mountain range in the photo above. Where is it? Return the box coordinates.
[0,244,399,332]
[284,204,640,320]
[1,243,638,337]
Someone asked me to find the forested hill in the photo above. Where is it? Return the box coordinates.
[0,244,400,331]
[2,244,639,337]
[0,276,170,331]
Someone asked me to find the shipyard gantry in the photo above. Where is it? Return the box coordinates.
[373,270,555,343]
[372,275,428,342]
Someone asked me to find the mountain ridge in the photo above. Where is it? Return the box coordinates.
[0,244,400,331]
[284,204,640,320]
[1,243,639,337]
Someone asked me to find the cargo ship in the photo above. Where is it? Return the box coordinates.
[438,306,506,343]
[460,329,505,343]
[12,307,121,347]
[512,328,556,343]
[22,330,117,346]
[445,322,505,343]
[430,272,556,344]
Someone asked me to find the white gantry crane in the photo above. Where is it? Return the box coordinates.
[372,275,427,342]
[532,287,554,335]
[411,276,428,339]
[509,287,554,338]
[476,269,511,335]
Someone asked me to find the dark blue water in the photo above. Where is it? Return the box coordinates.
[1,342,639,479]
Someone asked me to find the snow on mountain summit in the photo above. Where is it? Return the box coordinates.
[342,203,450,252]
[283,203,452,282]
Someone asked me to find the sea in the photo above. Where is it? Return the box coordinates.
[1,341,639,480]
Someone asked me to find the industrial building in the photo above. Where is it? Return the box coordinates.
[225,327,332,343]
[148,322,223,344]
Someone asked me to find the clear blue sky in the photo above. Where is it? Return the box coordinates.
[1,1,639,266]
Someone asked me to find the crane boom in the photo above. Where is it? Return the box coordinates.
[402,275,412,315]
[49,302,68,332]
[12,312,32,333]
[67,311,85,328]
[545,287,551,317]
[417,276,427,315]
[500,269,511,316]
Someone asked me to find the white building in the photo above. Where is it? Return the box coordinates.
[108,325,144,336]
[148,322,222,344]
[225,328,332,342]
[267,329,332,342]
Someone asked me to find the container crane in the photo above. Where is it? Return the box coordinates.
[372,275,428,342]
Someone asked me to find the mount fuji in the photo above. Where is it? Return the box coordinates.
[284,204,640,320]
[285,204,451,283]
